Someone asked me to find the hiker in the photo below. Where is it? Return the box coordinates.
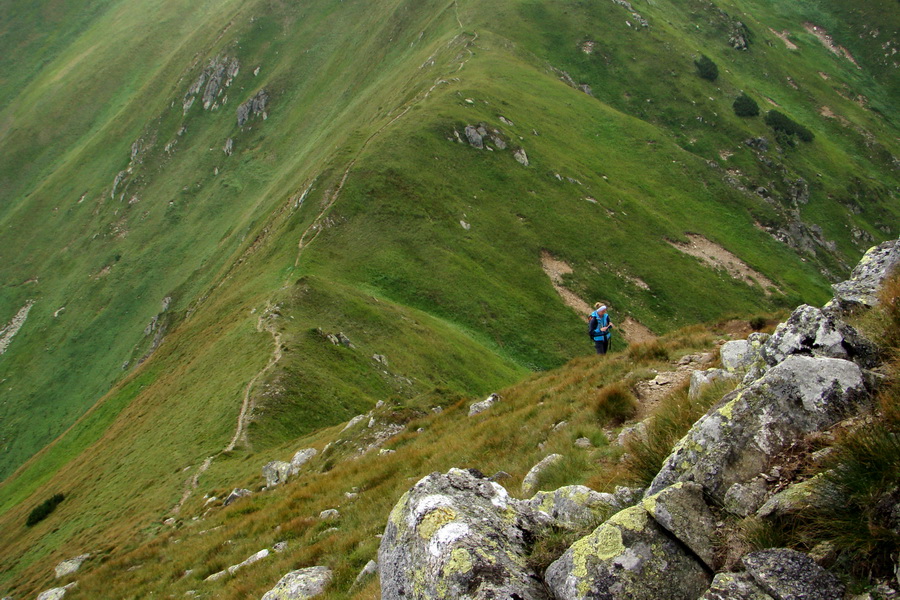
[588,303,613,355]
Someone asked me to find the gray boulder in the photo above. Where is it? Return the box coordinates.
[700,572,775,600]
[757,474,827,518]
[544,504,710,600]
[468,393,499,417]
[514,148,529,166]
[524,485,620,531]
[261,566,332,600]
[54,553,90,578]
[831,239,900,312]
[290,448,317,474]
[723,479,768,517]
[743,548,844,600]
[522,454,564,496]
[263,461,293,487]
[648,355,867,502]
[236,89,268,126]
[36,584,76,600]
[463,125,483,149]
[351,560,378,590]
[642,482,717,569]
[379,468,551,600]
[720,335,767,372]
[223,488,251,506]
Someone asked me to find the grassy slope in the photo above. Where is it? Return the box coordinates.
[0,0,897,594]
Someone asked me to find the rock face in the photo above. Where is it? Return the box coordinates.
[263,460,293,487]
[690,368,739,399]
[379,468,550,600]
[261,566,333,600]
[830,239,900,311]
[544,504,710,600]
[641,482,717,569]
[743,549,844,600]
[36,583,77,600]
[223,488,251,506]
[54,553,90,578]
[290,448,317,474]
[648,355,867,501]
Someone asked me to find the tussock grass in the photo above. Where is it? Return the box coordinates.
[626,340,671,363]
[595,382,638,425]
[622,378,739,487]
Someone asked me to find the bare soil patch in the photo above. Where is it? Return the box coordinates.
[669,234,779,295]
[803,22,861,68]
[770,28,798,50]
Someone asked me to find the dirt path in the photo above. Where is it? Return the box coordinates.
[669,234,779,295]
[0,301,35,356]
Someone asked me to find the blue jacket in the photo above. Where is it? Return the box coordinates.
[589,311,611,341]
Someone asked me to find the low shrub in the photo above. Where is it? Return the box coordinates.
[595,382,638,425]
[749,316,767,331]
[695,55,719,81]
[765,110,814,143]
[25,493,65,527]
[733,93,759,117]
[626,340,670,362]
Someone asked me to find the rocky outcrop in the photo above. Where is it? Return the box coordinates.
[544,504,710,600]
[36,583,77,600]
[830,239,900,312]
[743,549,844,600]
[223,488,251,506]
[183,55,239,114]
[263,460,293,487]
[641,482,717,569]
[290,448,317,473]
[379,468,551,600]
[700,572,774,600]
[237,89,269,126]
[205,549,270,581]
[261,566,332,600]
[689,368,739,398]
[54,553,90,578]
[648,354,867,501]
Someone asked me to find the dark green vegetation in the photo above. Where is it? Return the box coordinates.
[0,0,897,596]
[765,109,815,143]
[695,54,720,81]
[25,493,64,528]
[733,92,761,117]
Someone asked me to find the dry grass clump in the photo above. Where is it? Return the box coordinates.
[626,339,670,362]
[595,382,638,425]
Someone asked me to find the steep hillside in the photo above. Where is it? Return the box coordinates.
[0,0,897,595]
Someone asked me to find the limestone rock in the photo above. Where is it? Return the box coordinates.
[721,334,768,372]
[831,239,900,312]
[227,549,269,575]
[290,448,317,474]
[690,368,739,399]
[273,541,288,553]
[319,509,340,520]
[379,468,551,600]
[522,454,564,496]
[223,488,252,506]
[723,479,768,517]
[648,355,867,502]
[514,147,529,166]
[700,572,775,600]
[524,485,620,531]
[261,566,333,600]
[468,393,499,417]
[36,583,76,600]
[463,125,483,149]
[54,553,90,578]
[544,505,710,600]
[574,437,593,448]
[743,548,844,600]
[263,461,293,487]
[642,482,718,569]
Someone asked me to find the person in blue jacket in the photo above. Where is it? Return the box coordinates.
[588,303,613,355]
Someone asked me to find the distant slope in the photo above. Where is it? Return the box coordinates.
[0,0,897,591]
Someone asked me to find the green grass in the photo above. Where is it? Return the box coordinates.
[0,0,897,595]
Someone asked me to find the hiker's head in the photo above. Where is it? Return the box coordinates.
[595,303,607,314]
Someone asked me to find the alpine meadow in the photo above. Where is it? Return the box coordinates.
[0,0,898,598]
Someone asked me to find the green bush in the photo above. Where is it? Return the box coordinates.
[765,110,814,143]
[694,55,719,81]
[25,493,64,527]
[733,93,760,117]
[749,316,767,331]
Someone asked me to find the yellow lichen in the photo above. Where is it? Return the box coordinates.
[390,491,411,528]
[608,505,649,532]
[418,506,457,539]
[444,548,474,575]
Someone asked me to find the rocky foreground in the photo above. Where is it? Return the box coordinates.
[378,239,900,600]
